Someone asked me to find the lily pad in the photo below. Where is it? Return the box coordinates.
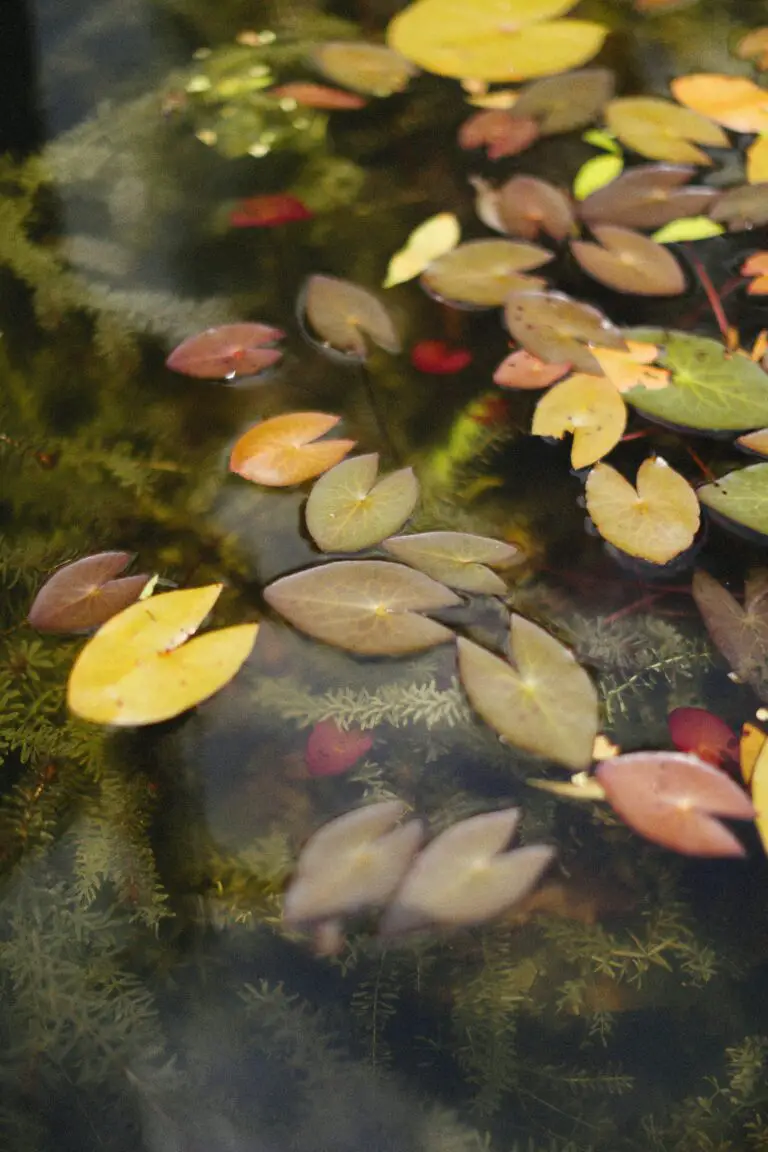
[458,110,540,160]
[595,751,754,857]
[497,176,576,241]
[605,96,729,165]
[311,42,416,96]
[579,164,717,229]
[305,453,420,553]
[571,225,686,296]
[166,323,285,379]
[229,412,356,487]
[692,569,768,698]
[622,328,768,433]
[494,349,571,389]
[709,184,768,231]
[531,373,627,468]
[585,457,700,565]
[737,429,768,457]
[28,552,149,634]
[300,275,401,361]
[671,73,768,135]
[382,531,522,594]
[504,290,625,374]
[511,68,614,135]
[457,615,599,770]
[421,239,551,308]
[378,810,555,934]
[384,213,460,288]
[264,560,461,655]
[698,462,768,542]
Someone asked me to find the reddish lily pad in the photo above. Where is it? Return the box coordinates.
[28,552,149,634]
[229,194,313,227]
[166,323,284,380]
[667,707,738,769]
[458,110,540,160]
[497,176,576,241]
[493,349,571,389]
[570,225,686,296]
[305,720,374,776]
[504,289,625,374]
[410,340,473,373]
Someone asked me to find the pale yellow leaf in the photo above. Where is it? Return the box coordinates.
[383,213,461,288]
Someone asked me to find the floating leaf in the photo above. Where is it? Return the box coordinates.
[621,328,768,433]
[511,68,615,135]
[595,751,754,857]
[671,73,768,135]
[651,216,724,243]
[528,772,606,801]
[504,290,625,374]
[493,349,571,389]
[379,810,555,934]
[605,97,728,165]
[305,720,374,777]
[283,801,424,925]
[422,239,551,308]
[579,163,717,229]
[305,453,419,553]
[67,585,258,726]
[590,341,671,393]
[741,723,766,787]
[312,41,416,96]
[571,225,686,295]
[270,83,367,109]
[698,462,768,542]
[466,89,519,109]
[692,569,768,694]
[457,616,599,770]
[301,275,400,360]
[741,251,768,295]
[229,194,313,228]
[411,340,473,373]
[496,176,576,241]
[585,457,700,565]
[384,213,461,288]
[710,184,768,231]
[166,323,284,380]
[747,136,768,184]
[28,552,148,634]
[751,736,768,855]
[737,428,768,456]
[668,707,738,769]
[573,153,624,201]
[387,0,608,82]
[264,560,461,655]
[382,531,522,594]
[458,110,540,159]
[531,373,627,468]
[229,412,355,487]
[736,27,768,71]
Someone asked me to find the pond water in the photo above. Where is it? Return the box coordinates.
[5,1,768,1150]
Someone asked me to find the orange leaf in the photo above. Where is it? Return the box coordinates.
[590,341,671,392]
[747,135,768,184]
[741,251,768,296]
[671,73,768,135]
[740,722,766,787]
[736,27,768,71]
[229,412,356,487]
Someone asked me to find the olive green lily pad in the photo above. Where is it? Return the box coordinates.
[264,560,460,655]
[312,42,416,96]
[622,329,768,433]
[457,616,598,770]
[511,68,614,136]
[306,453,419,552]
[421,239,551,308]
[382,531,522,594]
[698,462,768,542]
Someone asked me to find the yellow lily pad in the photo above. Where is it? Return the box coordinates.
[531,372,626,468]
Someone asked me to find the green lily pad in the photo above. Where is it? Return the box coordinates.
[622,328,768,433]
[306,453,419,552]
[698,462,768,542]
[382,531,522,594]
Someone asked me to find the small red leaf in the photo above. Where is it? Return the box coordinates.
[271,83,367,109]
[305,719,374,776]
[458,110,540,160]
[410,340,473,374]
[667,707,739,769]
[166,323,284,380]
[229,194,313,228]
[493,349,571,390]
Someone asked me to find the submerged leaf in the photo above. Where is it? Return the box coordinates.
[166,323,284,379]
[710,184,768,231]
[578,163,717,229]
[379,810,555,934]
[667,707,738,768]
[283,801,424,924]
[458,110,540,160]
[692,569,768,696]
[384,213,461,288]
[458,616,599,770]
[494,349,571,389]
[585,457,700,565]
[264,560,461,655]
[301,275,401,360]
[571,225,686,295]
[497,176,576,241]
[605,96,728,165]
[698,462,768,542]
[596,751,754,857]
[422,239,551,308]
[230,412,355,487]
[67,585,258,726]
[312,41,416,96]
[229,194,313,228]
[382,531,522,594]
[270,83,367,109]
[29,552,148,634]
[531,373,627,468]
[622,328,768,433]
[305,453,419,553]
[504,290,625,374]
[511,68,614,135]
[671,73,768,135]
[411,340,473,373]
[305,720,374,777]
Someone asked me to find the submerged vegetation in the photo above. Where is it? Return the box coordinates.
[6,0,768,1150]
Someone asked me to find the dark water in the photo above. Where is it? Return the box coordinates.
[4,1,768,1150]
